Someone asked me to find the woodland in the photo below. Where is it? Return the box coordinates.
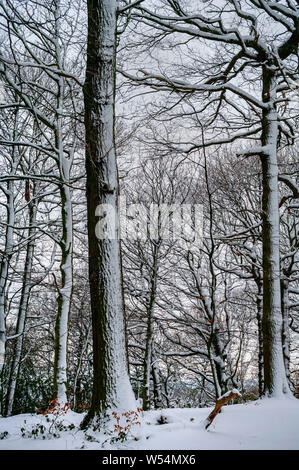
[0,0,298,437]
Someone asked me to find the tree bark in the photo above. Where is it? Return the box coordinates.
[53,184,73,405]
[4,188,37,416]
[82,0,136,425]
[0,179,14,379]
[281,278,290,385]
[0,127,18,396]
[52,2,73,405]
[142,241,159,410]
[260,65,289,397]
[256,281,264,396]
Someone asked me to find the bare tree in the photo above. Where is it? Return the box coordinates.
[0,0,83,405]
[121,0,299,397]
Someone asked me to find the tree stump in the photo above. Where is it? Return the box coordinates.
[204,389,242,430]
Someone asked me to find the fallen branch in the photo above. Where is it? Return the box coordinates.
[203,389,242,430]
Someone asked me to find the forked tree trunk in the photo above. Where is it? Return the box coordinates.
[82,0,136,425]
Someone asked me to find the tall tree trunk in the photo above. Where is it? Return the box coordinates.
[0,156,16,410]
[52,1,73,405]
[73,323,91,410]
[260,66,290,397]
[82,0,136,425]
[152,349,163,409]
[0,103,19,390]
[53,183,73,405]
[281,278,290,385]
[256,284,264,396]
[213,329,229,397]
[208,342,228,400]
[142,242,159,410]
[4,188,37,416]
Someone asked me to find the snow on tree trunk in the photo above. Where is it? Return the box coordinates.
[152,349,163,409]
[256,284,264,396]
[260,66,290,398]
[281,278,290,385]
[142,323,153,411]
[82,0,136,424]
[0,157,16,381]
[142,242,159,411]
[5,190,37,416]
[212,329,229,398]
[52,1,73,406]
[53,184,73,405]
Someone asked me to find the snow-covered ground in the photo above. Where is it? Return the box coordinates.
[0,398,298,450]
